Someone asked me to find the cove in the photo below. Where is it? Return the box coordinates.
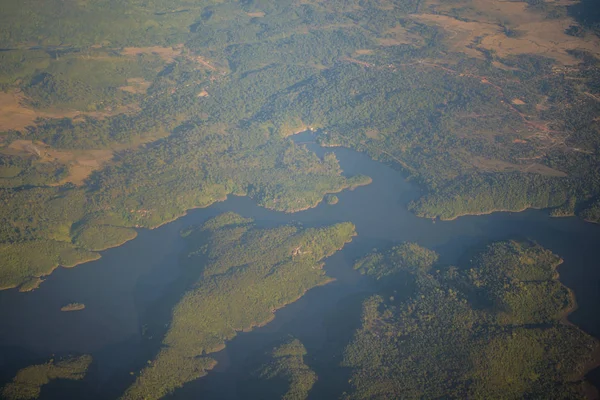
[0,133,599,399]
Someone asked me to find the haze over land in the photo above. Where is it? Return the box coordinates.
[1,0,600,398]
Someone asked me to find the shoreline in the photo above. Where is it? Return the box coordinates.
[161,235,354,380]
[433,205,541,222]
[553,258,600,399]
[5,173,369,292]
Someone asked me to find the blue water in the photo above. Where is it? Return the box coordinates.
[0,135,599,398]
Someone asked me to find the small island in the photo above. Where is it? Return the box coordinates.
[325,195,339,205]
[256,338,317,400]
[60,303,85,312]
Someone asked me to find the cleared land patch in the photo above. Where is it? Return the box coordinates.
[119,77,152,94]
[415,0,600,64]
[121,45,183,63]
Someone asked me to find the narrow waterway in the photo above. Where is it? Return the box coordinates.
[0,135,599,399]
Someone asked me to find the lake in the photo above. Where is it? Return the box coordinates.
[1,133,599,399]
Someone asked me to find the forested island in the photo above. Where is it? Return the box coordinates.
[60,303,85,312]
[255,338,318,400]
[1,355,92,400]
[121,213,355,399]
[344,241,598,399]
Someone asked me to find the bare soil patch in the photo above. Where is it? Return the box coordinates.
[121,45,183,63]
[2,128,167,186]
[471,155,567,177]
[0,92,80,132]
[0,91,141,132]
[5,140,114,185]
[415,0,600,64]
[377,25,421,46]
[119,77,152,94]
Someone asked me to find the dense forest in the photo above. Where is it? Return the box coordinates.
[121,213,356,399]
[255,338,318,400]
[1,0,600,289]
[343,241,598,399]
[1,0,600,397]
[1,355,92,400]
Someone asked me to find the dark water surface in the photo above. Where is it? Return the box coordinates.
[1,135,599,399]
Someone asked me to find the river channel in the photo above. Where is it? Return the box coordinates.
[1,133,599,398]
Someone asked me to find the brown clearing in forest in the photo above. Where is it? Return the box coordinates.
[364,128,381,139]
[415,0,600,64]
[377,24,422,46]
[470,155,567,177]
[0,91,81,132]
[119,77,152,94]
[5,140,114,185]
[3,128,168,185]
[247,11,266,17]
[121,45,183,63]
[0,91,140,132]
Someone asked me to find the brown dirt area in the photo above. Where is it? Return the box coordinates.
[364,128,381,139]
[377,24,423,46]
[0,90,140,132]
[5,140,114,185]
[2,130,168,185]
[121,45,184,63]
[119,77,152,94]
[471,155,567,177]
[247,11,266,17]
[0,91,81,132]
[415,0,600,64]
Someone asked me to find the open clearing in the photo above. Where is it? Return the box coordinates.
[5,140,114,185]
[471,155,567,177]
[0,91,81,132]
[119,77,152,94]
[121,45,184,63]
[416,0,600,64]
[0,91,140,132]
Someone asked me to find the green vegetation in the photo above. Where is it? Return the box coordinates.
[1,355,92,400]
[550,196,577,217]
[0,129,368,290]
[0,154,68,188]
[580,198,600,223]
[73,225,137,252]
[355,242,438,279]
[325,195,339,205]
[408,173,572,220]
[342,241,598,399]
[3,0,600,290]
[60,302,85,312]
[256,338,318,400]
[122,213,356,400]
